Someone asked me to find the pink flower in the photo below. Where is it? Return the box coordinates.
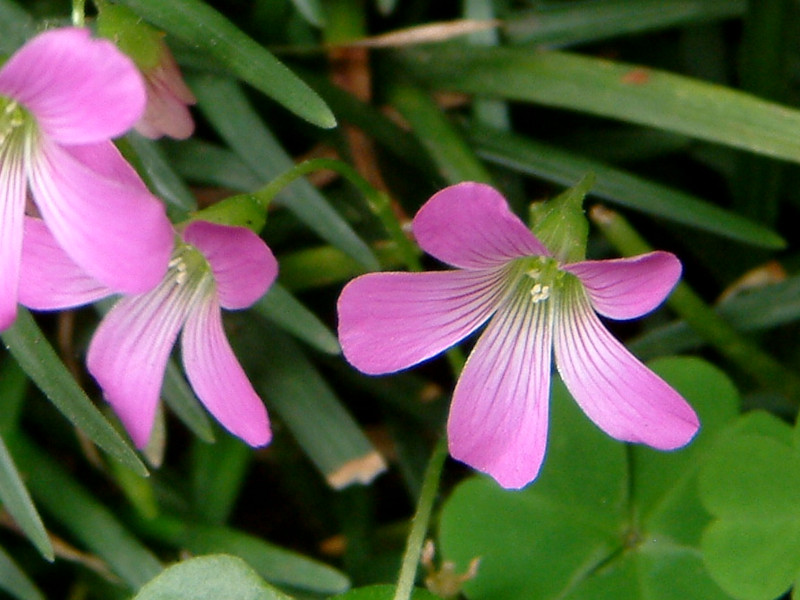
[337,182,699,488]
[0,27,173,330]
[134,38,197,140]
[20,219,276,449]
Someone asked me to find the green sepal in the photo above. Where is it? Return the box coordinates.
[188,193,266,233]
[529,173,594,263]
[96,4,163,71]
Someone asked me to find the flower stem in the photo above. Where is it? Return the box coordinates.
[591,204,800,404]
[393,436,449,600]
[72,0,85,26]
[252,158,422,271]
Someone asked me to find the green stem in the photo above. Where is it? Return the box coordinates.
[254,158,422,272]
[393,436,449,600]
[591,205,800,403]
[72,0,85,26]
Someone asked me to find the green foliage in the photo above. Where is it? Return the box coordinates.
[699,417,800,600]
[132,554,294,600]
[1,309,147,476]
[116,0,335,128]
[332,585,440,600]
[4,0,800,598]
[439,358,739,600]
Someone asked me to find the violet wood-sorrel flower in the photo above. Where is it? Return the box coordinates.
[0,27,173,331]
[20,219,276,449]
[337,182,699,489]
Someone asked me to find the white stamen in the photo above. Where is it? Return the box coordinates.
[530,283,550,303]
[168,253,190,286]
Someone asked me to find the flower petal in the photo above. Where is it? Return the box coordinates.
[136,75,196,140]
[87,279,192,448]
[0,28,145,144]
[562,251,681,320]
[182,221,277,310]
[413,182,549,270]
[338,268,508,375]
[30,139,173,294]
[448,290,553,489]
[136,46,196,140]
[553,279,699,450]
[19,217,112,310]
[0,147,26,330]
[182,294,271,446]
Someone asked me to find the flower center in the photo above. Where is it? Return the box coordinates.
[0,97,30,147]
[168,241,213,293]
[517,256,563,304]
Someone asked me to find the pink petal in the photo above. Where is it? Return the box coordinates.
[30,139,173,294]
[553,280,699,450]
[0,28,145,144]
[136,78,196,140]
[135,48,196,140]
[181,294,271,446]
[413,182,549,270]
[19,217,112,310]
[562,251,681,320]
[0,150,26,331]
[448,291,553,489]
[182,221,277,310]
[87,282,192,448]
[338,268,509,375]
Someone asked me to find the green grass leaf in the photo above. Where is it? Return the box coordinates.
[162,360,215,443]
[7,433,163,589]
[251,283,341,355]
[503,0,746,46]
[1,309,147,476]
[468,124,785,249]
[117,0,335,128]
[234,322,385,489]
[191,74,378,270]
[402,45,800,165]
[0,435,52,560]
[0,545,43,600]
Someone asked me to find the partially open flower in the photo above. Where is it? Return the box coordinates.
[98,4,196,140]
[337,182,699,489]
[21,218,276,449]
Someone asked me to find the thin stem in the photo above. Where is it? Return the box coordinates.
[393,436,449,600]
[252,158,422,272]
[72,0,85,26]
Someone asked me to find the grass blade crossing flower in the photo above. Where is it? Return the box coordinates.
[0,27,173,330]
[20,219,277,449]
[338,182,699,489]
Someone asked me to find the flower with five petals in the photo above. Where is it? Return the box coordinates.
[337,182,699,488]
[20,219,276,449]
[0,27,173,330]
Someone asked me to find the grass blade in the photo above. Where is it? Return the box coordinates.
[402,45,800,165]
[2,309,147,476]
[469,124,785,248]
[118,0,335,128]
[0,435,52,559]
